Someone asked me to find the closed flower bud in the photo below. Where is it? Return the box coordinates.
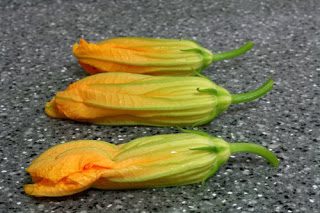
[45,72,273,126]
[73,37,254,75]
[24,131,279,197]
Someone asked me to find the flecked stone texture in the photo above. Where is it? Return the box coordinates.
[0,0,319,212]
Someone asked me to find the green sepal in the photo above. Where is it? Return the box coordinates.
[180,48,203,54]
[190,146,226,153]
[197,88,218,95]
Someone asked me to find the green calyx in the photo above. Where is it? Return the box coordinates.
[197,77,273,110]
[186,129,279,167]
[192,141,279,180]
[184,129,279,181]
[211,41,255,62]
[184,41,254,74]
[196,85,232,122]
[195,78,273,126]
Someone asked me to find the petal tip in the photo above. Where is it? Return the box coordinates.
[79,38,89,46]
[73,38,90,56]
[24,184,36,196]
[45,99,66,119]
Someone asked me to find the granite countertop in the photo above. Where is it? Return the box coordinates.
[0,0,319,212]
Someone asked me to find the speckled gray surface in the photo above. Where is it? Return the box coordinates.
[0,0,319,212]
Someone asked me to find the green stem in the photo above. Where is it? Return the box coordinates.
[211,41,254,61]
[231,79,273,104]
[230,143,279,167]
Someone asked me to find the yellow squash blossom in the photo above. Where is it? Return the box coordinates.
[73,37,254,75]
[45,72,273,126]
[24,131,279,197]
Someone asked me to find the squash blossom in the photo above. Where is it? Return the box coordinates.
[45,72,273,126]
[24,131,279,197]
[73,37,254,75]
